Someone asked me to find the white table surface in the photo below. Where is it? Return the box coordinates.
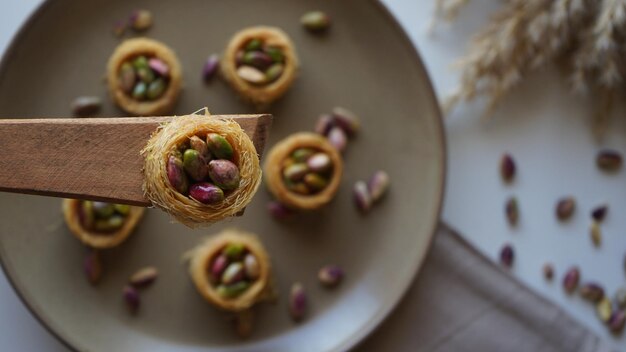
[1,0,624,350]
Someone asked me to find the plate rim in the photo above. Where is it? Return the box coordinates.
[0,1,447,351]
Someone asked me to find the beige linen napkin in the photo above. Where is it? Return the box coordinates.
[358,224,616,352]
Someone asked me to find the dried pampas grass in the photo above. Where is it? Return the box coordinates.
[437,0,626,137]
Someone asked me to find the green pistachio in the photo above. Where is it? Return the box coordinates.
[146,78,166,100]
[206,133,234,160]
[245,39,262,51]
[265,63,284,83]
[223,243,245,259]
[216,281,249,298]
[303,173,328,192]
[291,148,315,162]
[93,215,124,232]
[132,56,149,70]
[137,67,155,84]
[114,204,131,216]
[189,135,211,160]
[183,149,208,182]
[265,46,284,63]
[283,163,309,181]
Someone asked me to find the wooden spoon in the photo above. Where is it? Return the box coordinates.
[0,114,272,206]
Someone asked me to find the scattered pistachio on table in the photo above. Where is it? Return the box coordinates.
[591,204,608,222]
[318,265,344,288]
[327,127,347,152]
[301,11,331,33]
[288,283,307,321]
[562,267,580,293]
[368,171,390,203]
[267,201,294,220]
[314,107,360,153]
[129,9,153,31]
[353,181,372,214]
[112,20,127,37]
[202,54,220,82]
[590,221,601,247]
[84,249,103,285]
[123,285,140,314]
[596,298,612,323]
[71,96,101,117]
[500,153,516,183]
[555,197,576,221]
[596,149,622,172]
[499,244,514,268]
[505,196,519,227]
[542,263,554,281]
[129,266,158,288]
[580,282,605,303]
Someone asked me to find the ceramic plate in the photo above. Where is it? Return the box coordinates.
[0,0,445,350]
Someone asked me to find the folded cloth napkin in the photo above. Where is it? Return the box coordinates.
[358,224,615,352]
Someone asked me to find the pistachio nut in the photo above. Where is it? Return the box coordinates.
[146,78,166,100]
[563,267,580,293]
[114,204,131,215]
[183,149,208,181]
[591,204,608,222]
[327,126,347,152]
[301,11,331,32]
[615,287,626,309]
[306,153,332,173]
[292,148,315,162]
[368,170,390,203]
[237,65,266,85]
[332,107,359,136]
[92,202,115,218]
[243,51,273,70]
[123,285,140,313]
[353,181,372,213]
[580,282,605,302]
[556,197,576,221]
[500,153,516,183]
[288,283,307,321]
[245,38,262,51]
[132,81,147,100]
[543,263,554,280]
[596,149,622,171]
[129,9,152,31]
[283,163,309,182]
[216,281,249,298]
[303,173,328,191]
[315,114,334,136]
[132,56,149,70]
[500,244,514,267]
[71,96,102,117]
[244,253,260,280]
[590,221,601,246]
[318,265,344,287]
[223,243,245,259]
[167,155,189,194]
[189,135,211,160]
[137,67,155,84]
[93,215,124,232]
[265,63,284,83]
[211,254,229,280]
[265,46,284,63]
[609,310,626,333]
[80,201,95,229]
[208,159,241,190]
[203,54,220,82]
[188,182,225,205]
[119,63,136,94]
[84,250,102,285]
[267,201,293,220]
[129,266,158,288]
[148,57,169,77]
[206,133,234,160]
[221,262,245,285]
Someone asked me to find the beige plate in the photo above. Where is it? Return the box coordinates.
[0,0,445,351]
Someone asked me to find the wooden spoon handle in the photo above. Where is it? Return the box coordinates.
[0,114,272,206]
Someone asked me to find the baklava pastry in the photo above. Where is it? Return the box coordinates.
[142,113,262,227]
[264,132,343,210]
[63,199,145,249]
[221,26,299,108]
[107,38,182,116]
[188,229,272,312]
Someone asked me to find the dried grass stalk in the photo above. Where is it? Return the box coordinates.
[444,0,591,119]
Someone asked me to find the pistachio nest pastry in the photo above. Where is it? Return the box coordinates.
[221,26,299,108]
[142,114,262,227]
[188,229,272,312]
[264,132,343,210]
[107,38,182,116]
[63,199,145,249]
